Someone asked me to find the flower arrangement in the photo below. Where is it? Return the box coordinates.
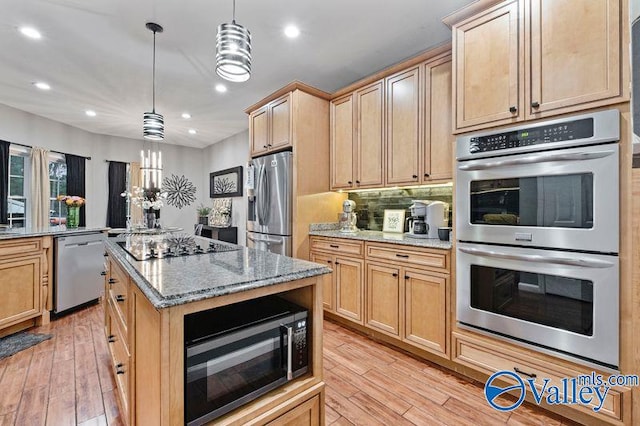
[121,186,166,211]
[56,195,86,207]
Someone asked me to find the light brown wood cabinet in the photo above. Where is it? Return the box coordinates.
[310,236,450,359]
[309,251,334,311]
[452,0,626,133]
[250,93,291,157]
[423,58,453,182]
[0,237,51,336]
[330,81,385,190]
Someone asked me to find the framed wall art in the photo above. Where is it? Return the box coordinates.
[210,166,243,198]
[382,209,405,233]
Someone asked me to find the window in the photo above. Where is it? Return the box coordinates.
[49,155,67,225]
[7,150,29,228]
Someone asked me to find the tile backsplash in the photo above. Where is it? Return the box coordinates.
[348,186,453,231]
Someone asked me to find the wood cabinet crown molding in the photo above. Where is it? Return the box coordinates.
[244,81,331,114]
[441,0,505,28]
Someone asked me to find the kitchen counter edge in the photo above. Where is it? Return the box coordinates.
[309,230,452,250]
[0,226,109,240]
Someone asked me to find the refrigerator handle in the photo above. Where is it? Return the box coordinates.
[262,163,271,224]
[256,164,266,225]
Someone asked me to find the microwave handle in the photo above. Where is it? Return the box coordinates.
[280,325,293,380]
[458,246,614,269]
[458,150,615,171]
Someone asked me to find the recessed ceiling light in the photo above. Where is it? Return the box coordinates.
[215,84,227,93]
[284,25,300,38]
[181,112,191,119]
[85,110,97,117]
[33,82,50,90]
[188,129,197,135]
[19,26,42,40]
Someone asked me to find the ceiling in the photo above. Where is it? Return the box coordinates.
[0,0,474,149]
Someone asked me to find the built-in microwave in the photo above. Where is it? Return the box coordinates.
[184,296,309,426]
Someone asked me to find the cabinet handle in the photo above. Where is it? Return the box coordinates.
[263,145,268,148]
[330,244,339,248]
[514,367,537,378]
[116,363,125,375]
[334,261,340,265]
[115,295,126,303]
[103,252,108,257]
[395,254,409,258]
[509,106,517,113]
[531,101,540,109]
[108,335,116,343]
[404,275,410,280]
[356,180,360,184]
[347,181,353,185]
[267,144,272,147]
[100,271,107,276]
[392,273,398,277]
[423,173,430,178]
[108,278,116,284]
[327,260,332,264]
[412,175,418,179]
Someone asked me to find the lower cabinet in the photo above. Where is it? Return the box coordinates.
[366,263,400,336]
[266,394,321,426]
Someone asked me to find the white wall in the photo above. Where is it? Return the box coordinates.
[202,130,249,245]
[0,103,204,233]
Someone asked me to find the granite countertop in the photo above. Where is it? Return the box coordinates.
[0,226,109,240]
[309,227,452,250]
[105,235,332,309]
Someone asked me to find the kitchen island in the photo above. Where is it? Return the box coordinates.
[0,226,107,337]
[103,233,331,425]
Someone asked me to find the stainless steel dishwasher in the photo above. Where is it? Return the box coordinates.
[55,232,106,313]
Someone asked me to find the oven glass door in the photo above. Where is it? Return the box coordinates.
[185,326,289,425]
[456,143,619,253]
[457,242,619,368]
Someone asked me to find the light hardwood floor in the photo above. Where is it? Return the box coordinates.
[0,304,576,425]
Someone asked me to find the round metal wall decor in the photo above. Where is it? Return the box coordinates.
[162,174,196,209]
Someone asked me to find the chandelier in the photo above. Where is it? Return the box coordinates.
[216,0,252,82]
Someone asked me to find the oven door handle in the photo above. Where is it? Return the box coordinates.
[458,247,614,268]
[458,150,616,171]
[280,325,293,380]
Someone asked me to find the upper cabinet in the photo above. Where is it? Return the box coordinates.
[249,93,291,156]
[452,0,626,134]
[330,81,384,190]
[329,51,453,191]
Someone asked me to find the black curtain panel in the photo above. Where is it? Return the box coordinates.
[65,154,86,227]
[0,140,10,224]
[107,161,127,228]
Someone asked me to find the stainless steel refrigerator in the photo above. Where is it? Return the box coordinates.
[246,151,293,256]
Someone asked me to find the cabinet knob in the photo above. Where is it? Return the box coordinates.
[327,260,332,264]
[108,335,116,343]
[509,106,517,113]
[100,271,107,276]
[108,278,116,284]
[263,145,268,148]
[115,295,126,302]
[392,273,398,277]
[412,175,418,179]
[424,173,430,178]
[531,101,540,108]
[347,181,353,185]
[404,275,410,280]
[334,261,340,265]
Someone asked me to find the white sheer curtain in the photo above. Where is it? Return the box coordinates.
[30,147,50,228]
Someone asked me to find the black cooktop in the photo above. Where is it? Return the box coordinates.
[117,235,239,261]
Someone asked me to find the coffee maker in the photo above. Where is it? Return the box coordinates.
[405,201,429,238]
[339,200,358,233]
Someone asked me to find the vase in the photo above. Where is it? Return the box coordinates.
[67,206,80,228]
[145,210,159,229]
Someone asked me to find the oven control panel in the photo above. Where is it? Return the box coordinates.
[469,118,594,154]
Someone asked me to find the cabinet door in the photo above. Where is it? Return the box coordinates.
[528,0,621,117]
[335,257,364,323]
[366,263,400,336]
[404,269,448,356]
[386,66,421,185]
[270,93,292,150]
[330,94,355,190]
[310,252,335,311]
[266,394,321,426]
[250,106,269,156]
[453,0,523,131]
[0,255,41,328]
[356,81,384,188]
[423,58,453,182]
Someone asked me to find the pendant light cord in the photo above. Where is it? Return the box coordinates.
[232,0,236,23]
[152,30,156,113]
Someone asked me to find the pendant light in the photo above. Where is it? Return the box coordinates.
[143,22,164,140]
[216,0,252,82]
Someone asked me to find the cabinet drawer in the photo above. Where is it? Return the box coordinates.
[453,332,626,422]
[310,237,363,257]
[366,244,448,271]
[108,259,129,331]
[0,238,42,258]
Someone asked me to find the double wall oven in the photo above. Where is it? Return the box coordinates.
[456,109,620,369]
